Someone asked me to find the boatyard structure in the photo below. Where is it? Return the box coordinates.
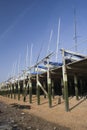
[0,48,87,112]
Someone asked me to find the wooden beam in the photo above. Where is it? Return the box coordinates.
[62,49,69,112]
[37,81,48,96]
[67,66,87,73]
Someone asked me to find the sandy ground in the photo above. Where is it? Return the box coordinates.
[0,94,87,130]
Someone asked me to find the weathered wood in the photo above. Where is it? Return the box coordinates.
[61,78,64,99]
[29,79,32,103]
[80,79,83,97]
[36,67,40,105]
[62,49,69,112]
[18,81,20,100]
[38,81,48,96]
[5,85,8,97]
[52,80,54,99]
[23,80,26,102]
[14,83,16,99]
[74,75,79,100]
[10,83,13,99]
[7,85,9,97]
[8,85,10,98]
[47,77,52,107]
[47,58,52,108]
[43,82,46,98]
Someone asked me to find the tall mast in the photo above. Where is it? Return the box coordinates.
[56,18,60,62]
[30,44,33,67]
[74,8,77,52]
[47,29,53,54]
[26,44,29,69]
[18,54,21,75]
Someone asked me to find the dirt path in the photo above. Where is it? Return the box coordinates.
[0,95,87,130]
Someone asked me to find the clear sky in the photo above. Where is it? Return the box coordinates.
[0,0,87,82]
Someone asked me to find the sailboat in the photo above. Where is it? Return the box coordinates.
[44,18,63,68]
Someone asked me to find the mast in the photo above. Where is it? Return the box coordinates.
[26,44,29,69]
[30,44,33,67]
[18,54,21,76]
[56,18,60,62]
[74,8,77,52]
[47,29,53,54]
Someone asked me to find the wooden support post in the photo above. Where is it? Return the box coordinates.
[68,82,70,96]
[62,49,69,112]
[47,58,52,108]
[36,66,40,105]
[61,78,64,99]
[80,79,83,97]
[5,85,7,97]
[29,78,32,103]
[8,85,10,98]
[43,82,46,98]
[74,75,79,100]
[5,85,8,97]
[47,75,52,107]
[23,80,26,102]
[5,86,7,97]
[10,83,13,99]
[14,83,16,99]
[7,85,9,97]
[52,80,54,99]
[18,81,20,100]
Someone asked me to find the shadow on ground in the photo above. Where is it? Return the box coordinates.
[70,98,86,111]
[10,103,31,109]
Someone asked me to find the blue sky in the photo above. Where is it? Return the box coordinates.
[0,0,87,82]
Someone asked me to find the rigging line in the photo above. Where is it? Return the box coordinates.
[36,43,43,64]
[68,38,87,51]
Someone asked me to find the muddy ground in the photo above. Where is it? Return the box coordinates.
[0,95,87,130]
[0,97,69,130]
